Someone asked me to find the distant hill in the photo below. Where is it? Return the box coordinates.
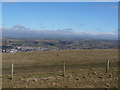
[2,38,118,49]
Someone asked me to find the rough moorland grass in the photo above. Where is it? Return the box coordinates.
[2,67,118,88]
[2,49,118,88]
[2,49,118,74]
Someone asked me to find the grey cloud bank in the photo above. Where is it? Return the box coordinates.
[1,25,118,40]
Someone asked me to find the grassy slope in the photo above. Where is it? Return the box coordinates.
[2,49,118,88]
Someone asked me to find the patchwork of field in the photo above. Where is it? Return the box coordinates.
[2,49,118,88]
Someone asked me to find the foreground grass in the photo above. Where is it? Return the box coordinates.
[2,49,118,88]
[3,67,118,88]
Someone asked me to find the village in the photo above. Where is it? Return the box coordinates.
[1,46,65,53]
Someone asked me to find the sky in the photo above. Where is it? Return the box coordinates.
[1,2,118,39]
[2,0,120,2]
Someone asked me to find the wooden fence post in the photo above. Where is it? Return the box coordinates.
[106,60,109,73]
[11,64,13,80]
[63,61,66,77]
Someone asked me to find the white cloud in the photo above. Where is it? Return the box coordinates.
[2,25,118,40]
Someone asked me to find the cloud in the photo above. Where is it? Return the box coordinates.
[12,25,30,30]
[57,28,73,33]
[80,24,85,26]
[2,25,118,40]
[38,23,45,28]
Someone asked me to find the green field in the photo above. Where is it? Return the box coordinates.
[2,49,118,88]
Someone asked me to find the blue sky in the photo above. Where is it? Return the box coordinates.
[2,2,118,33]
[1,2,118,40]
[2,0,119,2]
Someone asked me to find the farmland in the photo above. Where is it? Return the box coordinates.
[2,49,118,88]
[2,38,118,52]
